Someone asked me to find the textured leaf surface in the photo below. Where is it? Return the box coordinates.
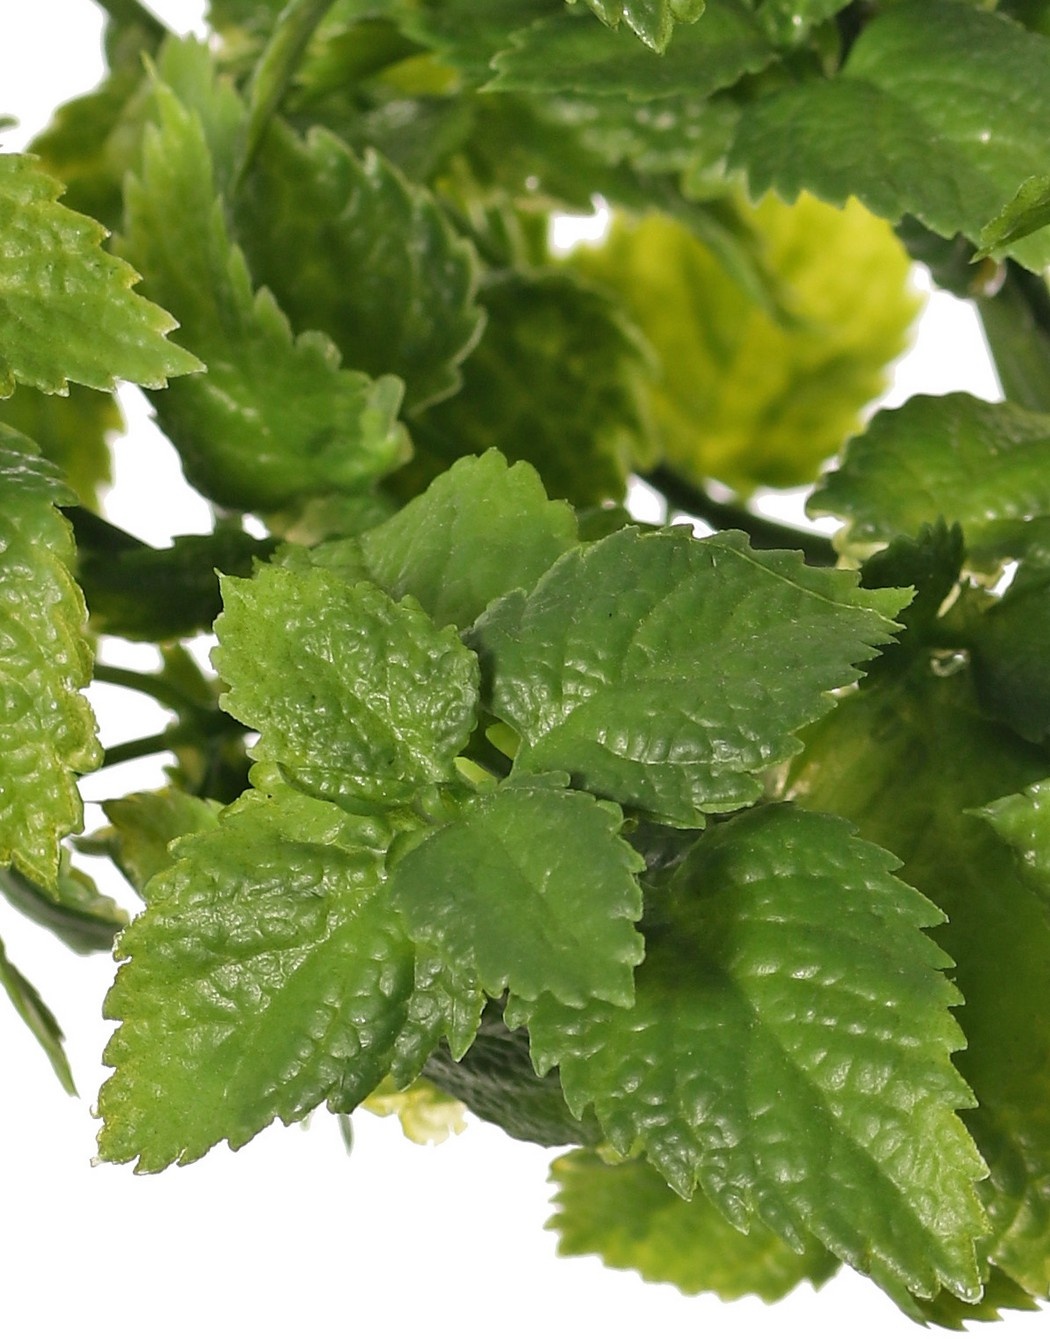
[98,787,414,1171]
[492,1,772,97]
[235,120,482,412]
[527,805,987,1303]
[0,936,75,1094]
[786,669,1050,1297]
[0,383,118,508]
[390,779,644,1008]
[573,0,705,52]
[214,564,479,808]
[981,781,1050,919]
[470,526,905,825]
[409,271,654,507]
[0,428,100,888]
[98,788,222,896]
[0,153,200,397]
[361,451,576,630]
[122,86,408,510]
[810,394,1050,553]
[731,1,1050,270]
[549,1149,837,1300]
[571,196,917,493]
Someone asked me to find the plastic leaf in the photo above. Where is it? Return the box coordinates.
[98,787,416,1171]
[0,383,118,508]
[0,935,75,1095]
[360,1075,467,1145]
[968,565,1050,742]
[360,450,577,629]
[97,788,222,896]
[389,778,644,1009]
[0,153,201,397]
[785,668,1050,1298]
[527,804,987,1304]
[0,427,100,888]
[810,393,1050,554]
[976,173,1050,259]
[572,0,705,53]
[470,526,906,825]
[0,853,126,955]
[122,85,409,510]
[214,564,479,809]
[571,196,918,494]
[980,780,1050,920]
[549,1149,838,1301]
[731,1,1050,271]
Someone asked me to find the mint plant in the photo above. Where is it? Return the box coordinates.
[5,0,1050,1325]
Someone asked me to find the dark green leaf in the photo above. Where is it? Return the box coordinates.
[977,173,1050,259]
[0,384,117,510]
[980,780,1050,920]
[969,567,1050,742]
[0,854,126,955]
[571,0,705,53]
[0,936,76,1095]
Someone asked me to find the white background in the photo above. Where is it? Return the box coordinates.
[0,4,1045,1337]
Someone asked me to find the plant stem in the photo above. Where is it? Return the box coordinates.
[91,0,169,43]
[642,466,838,566]
[92,663,203,714]
[976,264,1050,414]
[101,726,199,769]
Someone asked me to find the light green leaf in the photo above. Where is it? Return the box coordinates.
[571,0,705,53]
[527,805,987,1304]
[98,788,222,896]
[470,526,906,825]
[785,668,1050,1297]
[361,1074,467,1145]
[0,427,100,888]
[492,1,772,97]
[810,393,1050,555]
[571,195,918,494]
[122,84,409,510]
[234,120,483,413]
[214,564,479,809]
[0,153,201,398]
[0,936,75,1095]
[98,786,416,1171]
[976,173,1050,259]
[409,271,655,507]
[731,1,1050,271]
[390,779,644,1009]
[361,450,577,629]
[549,1149,838,1301]
[980,781,1050,920]
[0,383,118,508]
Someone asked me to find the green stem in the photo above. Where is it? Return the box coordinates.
[975,263,1050,414]
[101,725,200,769]
[642,466,838,566]
[91,0,169,43]
[92,663,202,714]
[238,0,340,180]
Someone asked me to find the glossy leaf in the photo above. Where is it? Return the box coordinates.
[571,196,917,493]
[526,804,987,1304]
[390,778,644,1009]
[0,936,75,1095]
[731,1,1050,271]
[977,173,1050,259]
[785,668,1050,1297]
[0,428,100,888]
[0,153,200,397]
[0,383,118,508]
[97,788,223,896]
[549,1149,838,1301]
[981,780,1050,920]
[98,786,415,1171]
[214,564,479,809]
[361,451,577,629]
[122,85,408,510]
[572,0,705,53]
[810,394,1050,554]
[470,526,906,825]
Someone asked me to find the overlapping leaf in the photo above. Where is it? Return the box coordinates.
[968,564,1050,741]
[0,853,126,955]
[0,383,118,507]
[122,85,408,509]
[470,526,906,825]
[214,564,479,808]
[731,1,1050,270]
[0,428,100,888]
[0,936,75,1094]
[981,781,1050,920]
[549,1149,837,1301]
[573,0,705,53]
[96,788,222,895]
[0,153,200,398]
[785,669,1050,1298]
[361,450,577,629]
[98,787,416,1170]
[526,804,987,1304]
[810,393,1050,554]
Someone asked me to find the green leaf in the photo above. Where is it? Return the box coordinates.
[0,428,100,888]
[526,804,987,1304]
[470,526,906,825]
[980,780,1050,920]
[785,668,1050,1297]
[390,778,644,1009]
[0,936,76,1095]
[730,1,1050,271]
[122,84,409,510]
[810,393,1050,555]
[0,853,126,955]
[408,271,655,507]
[97,788,223,896]
[549,1149,838,1301]
[0,153,201,398]
[360,450,577,629]
[571,0,705,53]
[570,195,918,494]
[98,786,416,1170]
[491,1,772,97]
[234,119,483,412]
[0,383,118,508]
[752,0,852,44]
[976,173,1050,259]
[392,0,552,87]
[214,564,479,809]
[968,565,1050,742]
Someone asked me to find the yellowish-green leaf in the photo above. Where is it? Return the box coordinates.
[0,383,118,508]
